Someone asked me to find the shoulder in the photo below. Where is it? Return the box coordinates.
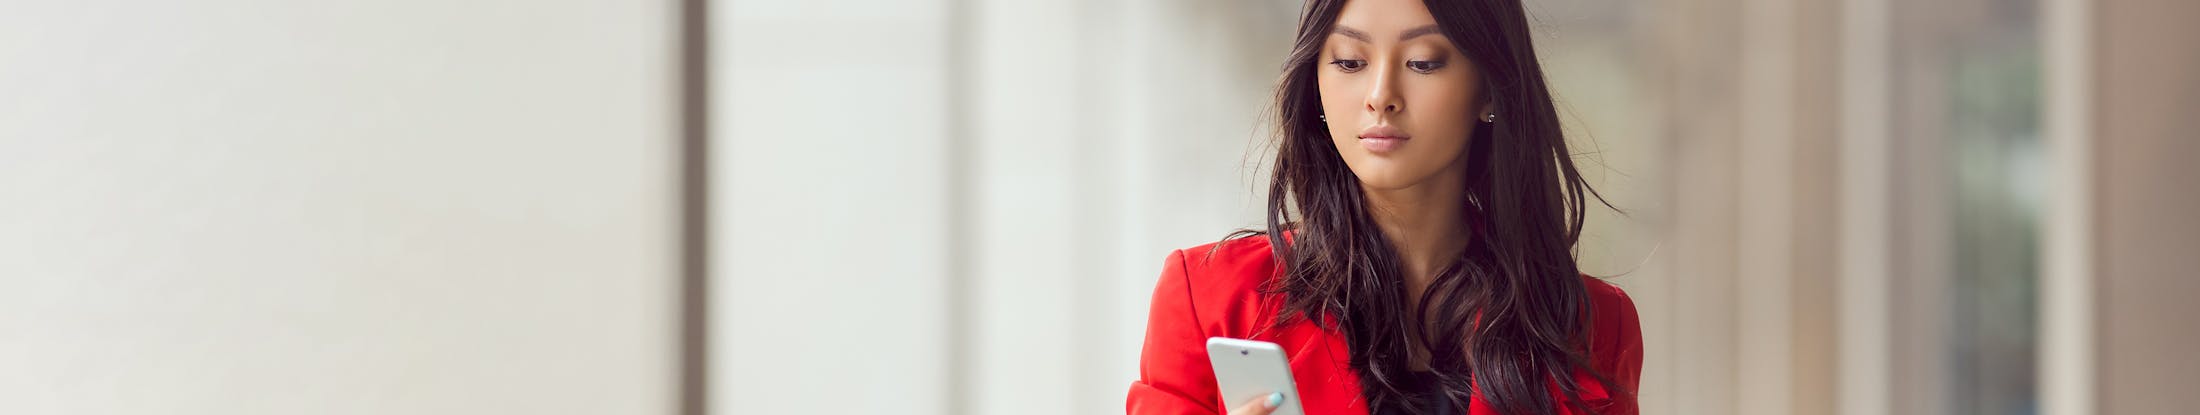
[1577,276,1641,346]
[1152,235,1286,338]
[1173,235,1282,287]
[1576,275,1644,400]
[1579,276,1639,321]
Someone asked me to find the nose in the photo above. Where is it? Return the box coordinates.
[1365,65,1404,116]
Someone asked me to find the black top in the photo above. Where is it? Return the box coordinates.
[1373,370,1460,415]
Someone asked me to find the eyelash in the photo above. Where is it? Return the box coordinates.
[1328,59,1447,74]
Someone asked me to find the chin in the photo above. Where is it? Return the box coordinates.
[1343,150,1462,191]
[1347,166,1422,190]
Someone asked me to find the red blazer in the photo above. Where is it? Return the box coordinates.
[1125,236,1643,415]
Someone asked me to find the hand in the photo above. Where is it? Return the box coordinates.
[1228,392,1285,415]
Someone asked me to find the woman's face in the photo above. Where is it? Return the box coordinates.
[1318,0,1488,191]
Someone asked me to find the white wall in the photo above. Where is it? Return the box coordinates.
[0,1,680,414]
[710,1,957,414]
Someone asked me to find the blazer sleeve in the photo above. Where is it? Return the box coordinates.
[1126,249,1223,415]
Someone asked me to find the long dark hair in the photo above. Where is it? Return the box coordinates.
[1236,0,1620,413]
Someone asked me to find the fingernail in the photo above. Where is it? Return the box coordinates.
[1265,392,1284,408]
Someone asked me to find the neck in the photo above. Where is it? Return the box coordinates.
[1360,163,1474,306]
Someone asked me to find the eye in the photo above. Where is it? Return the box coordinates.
[1329,59,1367,73]
[1406,59,1447,74]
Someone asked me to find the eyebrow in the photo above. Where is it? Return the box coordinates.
[1400,24,1443,41]
[1331,24,1445,43]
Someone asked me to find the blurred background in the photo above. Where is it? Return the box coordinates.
[3,0,2195,414]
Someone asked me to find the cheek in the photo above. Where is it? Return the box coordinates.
[1316,76,1363,143]
[1406,87,1478,142]
[1316,76,1359,120]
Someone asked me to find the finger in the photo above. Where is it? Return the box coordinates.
[1229,392,1283,415]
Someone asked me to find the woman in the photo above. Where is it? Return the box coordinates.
[1124,0,1642,414]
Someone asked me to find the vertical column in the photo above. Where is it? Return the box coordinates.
[1837,0,1896,412]
[2089,0,2200,413]
[1736,0,1845,412]
[2037,0,2094,411]
[1783,0,1847,412]
[1645,0,1745,412]
[962,0,1088,414]
[1736,0,1800,411]
[712,2,958,414]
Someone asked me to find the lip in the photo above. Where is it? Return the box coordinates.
[1357,124,1410,140]
[1357,124,1410,153]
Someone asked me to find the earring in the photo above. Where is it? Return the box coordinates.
[1483,112,1497,123]
[1319,114,1327,123]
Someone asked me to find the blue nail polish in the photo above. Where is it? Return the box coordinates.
[1266,392,1284,408]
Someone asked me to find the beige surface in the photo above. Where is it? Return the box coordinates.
[2095,0,2200,412]
[0,2,680,414]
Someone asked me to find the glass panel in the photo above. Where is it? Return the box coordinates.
[1898,0,2043,412]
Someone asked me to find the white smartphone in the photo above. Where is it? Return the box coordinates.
[1206,337,1304,415]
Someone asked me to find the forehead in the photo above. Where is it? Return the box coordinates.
[1333,0,1440,31]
